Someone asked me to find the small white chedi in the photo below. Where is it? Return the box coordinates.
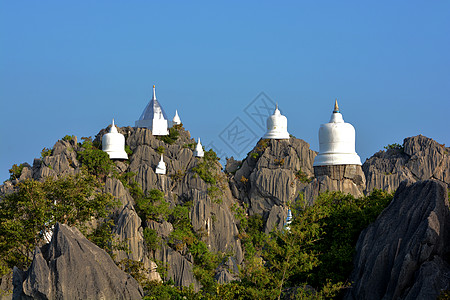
[155,154,167,175]
[172,110,182,126]
[102,119,128,160]
[263,104,290,139]
[193,138,204,157]
[135,85,169,136]
[313,100,362,166]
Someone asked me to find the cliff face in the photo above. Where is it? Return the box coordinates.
[107,126,243,287]
[346,180,450,300]
[231,138,317,232]
[363,135,450,193]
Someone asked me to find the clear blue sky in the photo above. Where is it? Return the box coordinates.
[1,1,449,181]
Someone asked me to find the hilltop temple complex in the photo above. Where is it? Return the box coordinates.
[102,86,366,196]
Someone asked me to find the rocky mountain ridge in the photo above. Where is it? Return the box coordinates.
[1,126,449,299]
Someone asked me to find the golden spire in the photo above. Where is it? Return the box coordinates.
[333,99,340,113]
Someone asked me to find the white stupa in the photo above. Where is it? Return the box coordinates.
[193,138,204,157]
[172,110,182,126]
[263,104,290,139]
[135,85,169,135]
[313,100,362,166]
[155,154,167,175]
[102,119,129,160]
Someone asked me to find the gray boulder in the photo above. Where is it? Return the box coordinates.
[13,223,143,300]
[346,180,450,300]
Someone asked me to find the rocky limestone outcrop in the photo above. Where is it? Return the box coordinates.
[99,126,244,287]
[13,223,143,300]
[346,180,450,300]
[104,177,162,282]
[363,135,450,194]
[190,189,243,264]
[32,138,80,181]
[155,246,199,289]
[232,138,317,232]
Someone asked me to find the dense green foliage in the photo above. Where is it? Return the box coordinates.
[139,189,393,299]
[135,189,171,222]
[308,190,393,286]
[77,137,114,177]
[143,228,161,252]
[222,190,393,299]
[0,173,118,272]
[192,149,220,185]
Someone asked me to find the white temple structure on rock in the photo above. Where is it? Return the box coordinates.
[135,85,169,136]
[263,104,290,139]
[102,119,128,160]
[155,154,167,175]
[313,100,362,166]
[172,110,182,126]
[193,138,204,157]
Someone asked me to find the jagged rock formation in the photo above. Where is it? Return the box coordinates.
[13,223,143,299]
[232,138,317,232]
[86,125,244,287]
[346,180,450,300]
[105,177,162,282]
[363,135,450,193]
[2,124,449,297]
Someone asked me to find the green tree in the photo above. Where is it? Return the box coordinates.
[77,137,114,178]
[0,172,117,270]
[8,163,25,180]
[135,189,170,222]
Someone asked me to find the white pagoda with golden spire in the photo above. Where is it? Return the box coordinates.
[135,85,169,136]
[313,100,362,166]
